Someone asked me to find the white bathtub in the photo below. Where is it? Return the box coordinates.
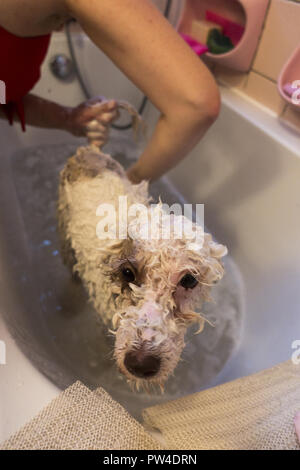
[167,87,300,385]
[1,29,300,443]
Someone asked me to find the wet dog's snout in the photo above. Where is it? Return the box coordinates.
[124,349,161,378]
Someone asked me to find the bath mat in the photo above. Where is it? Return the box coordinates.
[143,360,300,450]
[0,382,163,450]
[2,361,299,450]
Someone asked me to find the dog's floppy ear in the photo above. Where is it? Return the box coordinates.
[203,234,227,285]
[202,232,227,258]
[208,238,228,259]
[98,237,134,269]
[186,233,227,288]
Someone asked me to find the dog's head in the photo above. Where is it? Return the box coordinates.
[100,205,227,390]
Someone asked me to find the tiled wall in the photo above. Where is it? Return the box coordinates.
[204,0,300,133]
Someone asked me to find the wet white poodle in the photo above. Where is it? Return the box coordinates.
[57,104,236,391]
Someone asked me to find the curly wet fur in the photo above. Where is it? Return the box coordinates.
[58,145,228,390]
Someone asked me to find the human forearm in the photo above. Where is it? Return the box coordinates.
[0,93,119,145]
[22,94,71,130]
[0,94,71,130]
[127,103,217,183]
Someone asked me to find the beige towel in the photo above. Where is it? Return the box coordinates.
[1,382,162,450]
[143,360,300,450]
[2,361,299,450]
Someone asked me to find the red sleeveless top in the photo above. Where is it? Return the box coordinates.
[0,25,51,131]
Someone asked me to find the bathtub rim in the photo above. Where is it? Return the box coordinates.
[219,86,300,158]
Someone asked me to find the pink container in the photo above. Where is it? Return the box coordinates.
[178,0,269,72]
[180,33,209,56]
[205,9,245,46]
[277,45,300,112]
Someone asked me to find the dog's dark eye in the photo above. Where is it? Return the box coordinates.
[179,273,198,289]
[121,267,136,283]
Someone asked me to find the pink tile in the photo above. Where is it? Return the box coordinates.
[244,71,286,114]
[253,0,300,81]
[214,65,248,89]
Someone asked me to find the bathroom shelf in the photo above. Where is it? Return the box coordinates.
[178,0,269,72]
[277,45,300,112]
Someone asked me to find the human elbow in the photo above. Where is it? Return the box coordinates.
[186,84,221,128]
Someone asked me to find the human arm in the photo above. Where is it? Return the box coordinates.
[0,94,119,146]
[63,0,220,181]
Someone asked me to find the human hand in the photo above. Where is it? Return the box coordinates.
[66,96,119,147]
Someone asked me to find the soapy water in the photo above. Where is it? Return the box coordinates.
[6,134,244,418]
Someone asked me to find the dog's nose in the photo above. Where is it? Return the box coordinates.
[124,350,161,378]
